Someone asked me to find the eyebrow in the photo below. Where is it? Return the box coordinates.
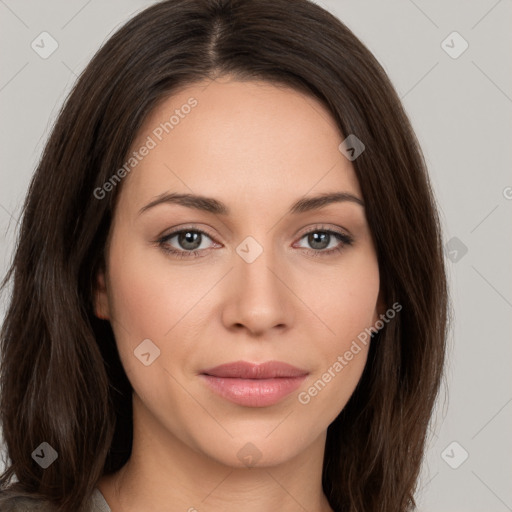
[138,191,364,216]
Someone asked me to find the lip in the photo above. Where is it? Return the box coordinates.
[200,360,309,407]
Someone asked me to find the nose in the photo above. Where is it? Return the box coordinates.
[221,245,294,337]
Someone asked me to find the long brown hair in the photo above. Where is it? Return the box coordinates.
[0,1,448,510]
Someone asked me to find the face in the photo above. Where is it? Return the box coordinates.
[95,76,384,468]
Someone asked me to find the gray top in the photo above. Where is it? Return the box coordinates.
[90,488,112,512]
[0,487,111,512]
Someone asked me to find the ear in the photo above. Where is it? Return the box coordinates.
[93,267,110,320]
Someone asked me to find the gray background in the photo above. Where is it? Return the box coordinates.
[1,0,511,510]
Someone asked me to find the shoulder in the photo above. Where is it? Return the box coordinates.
[0,487,109,512]
[0,494,58,512]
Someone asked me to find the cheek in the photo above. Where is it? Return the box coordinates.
[104,232,221,396]
[104,235,188,383]
[294,252,379,411]
[106,235,197,340]
[105,240,203,427]
[299,251,380,349]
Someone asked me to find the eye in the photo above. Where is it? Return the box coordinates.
[157,228,218,259]
[294,227,353,257]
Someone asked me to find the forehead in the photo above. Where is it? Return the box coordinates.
[120,78,362,212]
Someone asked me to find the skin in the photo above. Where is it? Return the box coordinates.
[95,76,384,512]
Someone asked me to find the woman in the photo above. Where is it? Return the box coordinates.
[0,0,448,510]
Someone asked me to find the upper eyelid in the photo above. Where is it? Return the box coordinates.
[160,226,218,243]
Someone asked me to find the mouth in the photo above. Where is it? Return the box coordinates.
[199,360,309,407]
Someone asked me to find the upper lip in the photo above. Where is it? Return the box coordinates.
[201,360,309,379]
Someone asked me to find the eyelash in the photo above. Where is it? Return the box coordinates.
[156,225,354,260]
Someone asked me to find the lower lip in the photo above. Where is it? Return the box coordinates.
[200,375,307,407]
